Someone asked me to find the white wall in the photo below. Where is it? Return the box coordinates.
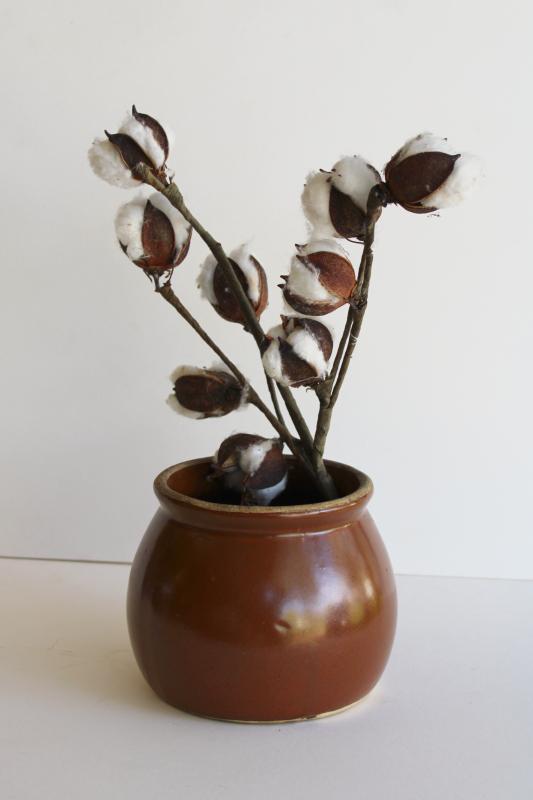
[1,0,531,578]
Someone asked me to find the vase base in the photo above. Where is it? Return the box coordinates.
[166,690,375,725]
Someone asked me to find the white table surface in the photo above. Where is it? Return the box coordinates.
[1,557,532,799]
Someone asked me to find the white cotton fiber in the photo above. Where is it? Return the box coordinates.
[165,392,205,420]
[239,439,275,477]
[197,254,218,304]
[119,113,166,169]
[230,244,262,305]
[166,366,206,419]
[147,192,191,249]
[394,132,458,163]
[300,239,350,259]
[330,156,381,211]
[421,154,483,208]
[287,328,328,379]
[88,138,138,189]
[301,171,337,238]
[169,365,203,384]
[114,196,146,261]
[266,324,284,340]
[262,339,287,384]
[286,254,337,304]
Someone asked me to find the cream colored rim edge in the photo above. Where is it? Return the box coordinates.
[156,456,373,515]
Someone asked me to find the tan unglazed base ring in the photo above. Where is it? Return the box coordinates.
[180,691,374,725]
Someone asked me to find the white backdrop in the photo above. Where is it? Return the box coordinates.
[0,0,531,578]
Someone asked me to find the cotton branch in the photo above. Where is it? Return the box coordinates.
[91,113,481,508]
[265,374,287,429]
[313,186,387,456]
[153,281,316,470]
[134,163,336,499]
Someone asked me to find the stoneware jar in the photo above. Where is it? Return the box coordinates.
[127,457,397,723]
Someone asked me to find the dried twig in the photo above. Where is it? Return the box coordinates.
[313,186,387,456]
[136,164,336,499]
[153,282,320,475]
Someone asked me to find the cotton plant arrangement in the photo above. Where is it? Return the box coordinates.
[89,106,481,505]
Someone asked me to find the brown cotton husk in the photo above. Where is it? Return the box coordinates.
[276,338,318,386]
[245,442,286,491]
[172,225,193,267]
[212,257,268,323]
[303,250,356,302]
[142,201,192,270]
[282,285,343,316]
[385,151,460,212]
[263,317,332,387]
[282,317,333,362]
[139,200,176,268]
[104,131,156,173]
[131,105,169,162]
[120,201,192,272]
[216,433,262,470]
[282,246,356,316]
[215,434,286,492]
[174,370,243,417]
[329,185,369,240]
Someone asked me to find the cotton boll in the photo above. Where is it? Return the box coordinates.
[385,133,481,212]
[114,194,192,271]
[168,366,245,419]
[302,157,382,241]
[282,240,356,315]
[282,316,334,363]
[214,434,288,506]
[197,245,268,324]
[287,328,327,379]
[262,317,333,387]
[89,105,171,188]
[119,111,166,170]
[285,254,337,304]
[88,138,139,188]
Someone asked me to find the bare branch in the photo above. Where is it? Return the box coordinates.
[135,164,336,498]
[313,186,387,456]
[154,282,317,471]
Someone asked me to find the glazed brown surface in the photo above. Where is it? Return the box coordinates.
[127,458,397,722]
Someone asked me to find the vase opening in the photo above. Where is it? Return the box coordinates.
[162,456,371,510]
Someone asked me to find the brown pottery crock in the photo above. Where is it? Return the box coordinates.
[127,457,397,723]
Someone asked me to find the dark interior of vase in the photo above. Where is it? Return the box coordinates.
[165,458,362,507]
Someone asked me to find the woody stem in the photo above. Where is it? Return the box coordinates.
[264,373,286,428]
[135,163,336,500]
[154,282,314,471]
[313,187,385,456]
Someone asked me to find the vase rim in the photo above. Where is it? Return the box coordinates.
[154,456,373,517]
